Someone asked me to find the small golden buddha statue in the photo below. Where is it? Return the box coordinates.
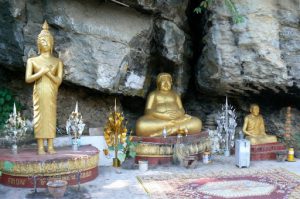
[242,104,277,145]
[136,73,202,137]
[25,21,63,155]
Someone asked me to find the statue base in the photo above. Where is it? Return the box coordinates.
[250,142,286,161]
[132,132,210,166]
[135,155,173,166]
[0,145,99,188]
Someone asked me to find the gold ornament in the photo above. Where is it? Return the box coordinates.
[104,99,127,167]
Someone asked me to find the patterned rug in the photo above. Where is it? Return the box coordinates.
[137,169,300,199]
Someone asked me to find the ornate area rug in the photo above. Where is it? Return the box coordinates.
[137,169,300,199]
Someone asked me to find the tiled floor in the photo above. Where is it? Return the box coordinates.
[0,156,299,199]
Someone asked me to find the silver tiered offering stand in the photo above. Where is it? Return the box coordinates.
[4,103,28,154]
[216,96,237,157]
[66,102,85,151]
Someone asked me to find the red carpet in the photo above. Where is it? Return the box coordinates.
[138,169,300,199]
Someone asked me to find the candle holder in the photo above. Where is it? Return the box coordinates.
[66,102,85,151]
[4,103,28,154]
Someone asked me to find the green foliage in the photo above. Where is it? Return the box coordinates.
[294,132,300,149]
[194,0,213,14]
[108,146,114,151]
[0,88,20,130]
[107,133,138,162]
[120,134,138,162]
[3,161,14,172]
[224,0,244,23]
[128,142,137,158]
[118,153,126,162]
[194,0,244,24]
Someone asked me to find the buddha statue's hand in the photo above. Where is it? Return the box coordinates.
[166,110,181,120]
[168,119,177,126]
[46,65,56,73]
[42,67,50,74]
[184,114,192,119]
[244,131,260,137]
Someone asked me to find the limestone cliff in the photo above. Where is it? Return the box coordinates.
[0,0,192,96]
[196,0,300,96]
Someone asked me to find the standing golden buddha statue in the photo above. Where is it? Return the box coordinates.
[25,21,63,155]
[242,104,277,145]
[136,73,202,137]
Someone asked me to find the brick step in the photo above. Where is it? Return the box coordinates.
[251,142,286,153]
[251,150,286,161]
[251,153,277,161]
[250,142,286,161]
[251,150,286,155]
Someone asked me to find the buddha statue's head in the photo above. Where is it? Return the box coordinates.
[250,104,260,116]
[157,73,172,91]
[37,21,54,54]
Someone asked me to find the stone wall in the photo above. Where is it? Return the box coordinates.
[196,0,300,96]
[0,0,192,96]
[0,68,116,135]
[0,0,299,144]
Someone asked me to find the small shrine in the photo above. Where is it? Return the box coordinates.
[0,1,299,198]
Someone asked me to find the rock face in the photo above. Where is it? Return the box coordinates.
[265,106,300,150]
[1,0,300,143]
[0,0,25,69]
[197,0,300,96]
[25,1,153,97]
[0,0,192,96]
[1,68,116,134]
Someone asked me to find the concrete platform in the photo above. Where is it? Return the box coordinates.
[0,155,299,198]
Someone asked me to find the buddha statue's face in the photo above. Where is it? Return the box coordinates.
[38,36,52,52]
[37,33,54,54]
[158,76,172,91]
[250,105,260,116]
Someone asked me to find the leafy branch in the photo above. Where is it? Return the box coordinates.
[194,0,244,24]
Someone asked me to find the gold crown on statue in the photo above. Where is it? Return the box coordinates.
[38,21,53,38]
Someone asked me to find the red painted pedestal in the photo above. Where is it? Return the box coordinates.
[250,142,286,161]
[132,132,210,166]
[0,145,99,188]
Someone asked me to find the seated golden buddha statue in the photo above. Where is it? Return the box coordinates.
[242,104,277,145]
[136,73,202,137]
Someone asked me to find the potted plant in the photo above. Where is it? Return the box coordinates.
[119,132,138,169]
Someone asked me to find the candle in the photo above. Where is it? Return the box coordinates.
[13,102,17,116]
[75,101,78,113]
[114,98,117,112]
[162,127,167,138]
